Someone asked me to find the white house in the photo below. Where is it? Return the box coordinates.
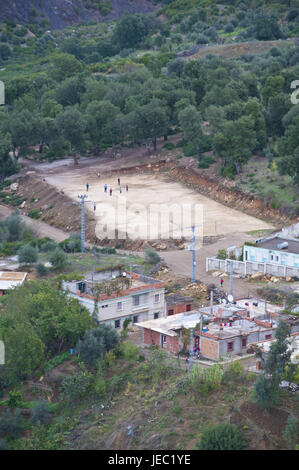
[244,237,299,269]
[63,271,165,329]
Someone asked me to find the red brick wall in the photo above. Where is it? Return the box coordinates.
[167,302,193,316]
[200,337,218,360]
[143,328,179,353]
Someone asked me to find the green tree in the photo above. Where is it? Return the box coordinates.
[5,212,24,242]
[129,99,169,150]
[18,244,38,264]
[50,53,83,81]
[277,115,299,188]
[59,367,93,403]
[254,373,281,409]
[214,115,257,174]
[3,281,93,355]
[199,423,247,450]
[0,132,19,184]
[0,322,45,384]
[178,105,202,159]
[30,401,52,426]
[49,248,67,271]
[86,100,119,152]
[56,108,86,164]
[76,324,119,368]
[0,409,24,439]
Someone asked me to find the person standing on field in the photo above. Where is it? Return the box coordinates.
[86,183,89,192]
[110,188,112,196]
[104,184,107,193]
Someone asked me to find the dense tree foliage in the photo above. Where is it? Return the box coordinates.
[199,423,247,450]
[0,281,94,385]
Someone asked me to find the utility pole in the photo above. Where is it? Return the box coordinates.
[189,328,194,372]
[186,224,201,283]
[73,194,96,253]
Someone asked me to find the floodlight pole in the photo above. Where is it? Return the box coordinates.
[186,224,201,283]
[73,194,96,253]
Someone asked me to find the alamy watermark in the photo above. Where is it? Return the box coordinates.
[0,80,4,105]
[0,340,4,365]
[95,201,203,245]
[291,80,299,104]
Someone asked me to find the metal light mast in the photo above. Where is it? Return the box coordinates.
[73,194,96,252]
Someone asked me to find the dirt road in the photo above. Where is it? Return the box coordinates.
[162,231,259,299]
[0,205,68,242]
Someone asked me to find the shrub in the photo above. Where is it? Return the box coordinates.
[283,415,298,447]
[0,438,9,450]
[18,244,38,264]
[122,342,140,361]
[217,249,227,260]
[222,361,245,384]
[222,165,236,180]
[93,362,106,397]
[198,156,215,169]
[59,234,81,253]
[49,248,68,270]
[36,263,48,277]
[183,142,197,157]
[199,423,247,450]
[30,400,52,426]
[144,247,161,265]
[39,240,57,252]
[60,368,93,403]
[0,409,24,439]
[224,23,235,33]
[200,135,213,153]
[163,142,175,150]
[44,352,71,373]
[7,389,24,408]
[28,209,41,219]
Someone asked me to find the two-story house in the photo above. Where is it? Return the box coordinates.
[62,271,165,329]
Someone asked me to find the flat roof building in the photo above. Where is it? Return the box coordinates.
[63,271,165,329]
[0,271,27,295]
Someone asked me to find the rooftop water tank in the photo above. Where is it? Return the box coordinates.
[277,241,288,250]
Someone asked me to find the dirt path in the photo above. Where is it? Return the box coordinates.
[0,205,68,242]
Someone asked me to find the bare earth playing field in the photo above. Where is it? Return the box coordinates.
[45,171,272,243]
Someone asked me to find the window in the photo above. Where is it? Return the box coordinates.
[265,334,272,340]
[114,320,120,329]
[227,341,234,352]
[154,294,160,303]
[242,338,247,348]
[154,312,159,319]
[162,335,167,343]
[186,304,192,312]
[168,309,174,316]
[133,295,140,306]
[117,301,122,311]
[133,315,138,323]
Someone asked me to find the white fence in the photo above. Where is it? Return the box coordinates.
[206,257,299,278]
